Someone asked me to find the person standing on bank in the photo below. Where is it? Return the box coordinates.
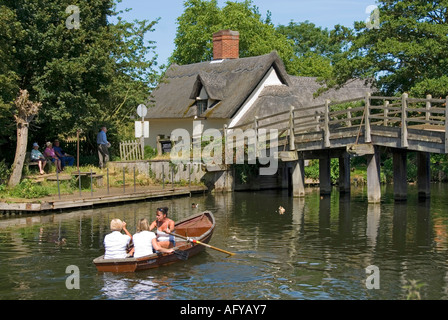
[97,126,111,169]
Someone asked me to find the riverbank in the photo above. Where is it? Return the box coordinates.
[0,184,207,214]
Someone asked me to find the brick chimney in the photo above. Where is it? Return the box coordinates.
[212,30,240,60]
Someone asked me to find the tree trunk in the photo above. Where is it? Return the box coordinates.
[8,123,29,187]
[7,89,42,188]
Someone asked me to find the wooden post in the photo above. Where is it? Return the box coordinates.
[367,146,381,203]
[292,158,305,198]
[346,107,352,127]
[365,92,372,143]
[289,106,296,151]
[383,100,389,126]
[393,149,407,201]
[324,100,331,148]
[339,152,351,194]
[426,94,432,122]
[401,93,409,148]
[319,151,332,195]
[417,152,431,199]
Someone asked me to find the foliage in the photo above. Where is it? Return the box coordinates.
[304,159,339,184]
[7,179,51,199]
[0,0,161,163]
[277,21,352,78]
[327,0,448,97]
[170,0,300,75]
[144,145,157,160]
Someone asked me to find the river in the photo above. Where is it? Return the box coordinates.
[0,184,448,300]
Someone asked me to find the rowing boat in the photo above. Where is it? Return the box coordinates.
[93,211,215,273]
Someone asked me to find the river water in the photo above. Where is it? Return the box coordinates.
[1,184,448,300]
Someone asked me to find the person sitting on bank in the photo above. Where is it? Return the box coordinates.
[53,139,74,169]
[104,219,133,259]
[44,142,63,173]
[30,142,47,175]
[132,218,174,258]
[149,207,176,249]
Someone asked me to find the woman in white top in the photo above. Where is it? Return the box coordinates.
[104,219,132,259]
[132,218,174,258]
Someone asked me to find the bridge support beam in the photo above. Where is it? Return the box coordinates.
[292,159,306,198]
[393,149,408,201]
[367,146,381,203]
[339,152,351,194]
[319,152,332,195]
[417,152,431,199]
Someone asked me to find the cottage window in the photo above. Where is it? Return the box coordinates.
[197,100,208,115]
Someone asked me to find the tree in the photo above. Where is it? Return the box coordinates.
[0,0,160,164]
[328,0,448,96]
[8,90,41,187]
[170,0,300,75]
[277,21,353,78]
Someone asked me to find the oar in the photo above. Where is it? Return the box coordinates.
[173,233,235,256]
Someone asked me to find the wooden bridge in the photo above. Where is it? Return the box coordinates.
[231,93,448,203]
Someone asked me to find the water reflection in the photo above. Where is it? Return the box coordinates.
[1,185,448,299]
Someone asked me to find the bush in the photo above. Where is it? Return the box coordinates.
[9,179,51,199]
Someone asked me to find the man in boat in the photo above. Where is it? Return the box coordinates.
[149,207,176,249]
[104,219,132,259]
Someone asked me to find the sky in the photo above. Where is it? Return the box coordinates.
[114,0,378,66]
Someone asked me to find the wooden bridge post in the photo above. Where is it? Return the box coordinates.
[417,152,431,199]
[339,152,351,194]
[393,149,407,201]
[425,94,432,122]
[292,158,305,198]
[365,92,372,143]
[401,93,409,148]
[324,100,331,148]
[367,146,381,203]
[289,106,296,151]
[319,151,332,195]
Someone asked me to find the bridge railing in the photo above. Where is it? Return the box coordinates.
[228,93,448,153]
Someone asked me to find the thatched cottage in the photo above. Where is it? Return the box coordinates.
[146,30,372,149]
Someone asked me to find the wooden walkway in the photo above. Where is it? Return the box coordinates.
[0,185,207,214]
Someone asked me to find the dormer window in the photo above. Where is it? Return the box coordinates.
[197,99,208,115]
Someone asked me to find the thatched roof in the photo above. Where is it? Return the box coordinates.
[238,76,374,127]
[147,52,290,119]
[148,51,373,127]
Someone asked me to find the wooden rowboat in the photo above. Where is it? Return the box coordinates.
[93,211,215,273]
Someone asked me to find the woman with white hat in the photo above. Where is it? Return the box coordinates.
[30,142,47,175]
